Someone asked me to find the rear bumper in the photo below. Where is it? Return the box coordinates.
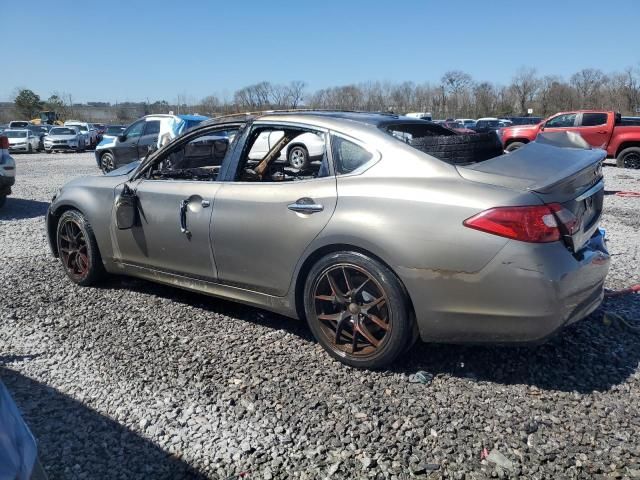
[400,228,610,343]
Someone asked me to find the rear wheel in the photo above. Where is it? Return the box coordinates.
[56,210,105,286]
[304,251,412,369]
[100,152,115,173]
[0,195,6,209]
[616,147,640,169]
[505,141,526,152]
[28,144,33,154]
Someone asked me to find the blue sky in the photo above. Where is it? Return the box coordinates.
[3,0,639,103]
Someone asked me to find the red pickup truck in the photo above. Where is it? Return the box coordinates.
[500,110,640,168]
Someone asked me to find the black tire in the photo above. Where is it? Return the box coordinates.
[100,152,115,173]
[28,144,33,154]
[45,150,52,154]
[0,195,6,209]
[410,131,503,164]
[505,141,526,152]
[288,145,309,169]
[304,251,413,369]
[616,147,640,169]
[56,210,106,286]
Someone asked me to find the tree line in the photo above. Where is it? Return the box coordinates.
[7,64,640,123]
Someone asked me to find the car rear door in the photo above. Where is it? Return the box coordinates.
[211,124,336,296]
[137,120,161,158]
[576,112,612,148]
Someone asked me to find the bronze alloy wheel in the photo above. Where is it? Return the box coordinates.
[312,263,391,357]
[58,218,90,281]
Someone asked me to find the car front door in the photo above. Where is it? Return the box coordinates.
[211,125,336,296]
[137,120,161,158]
[114,120,144,168]
[540,113,578,136]
[111,125,239,280]
[576,112,611,148]
[112,179,220,279]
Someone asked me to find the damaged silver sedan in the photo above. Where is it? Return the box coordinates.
[46,112,610,368]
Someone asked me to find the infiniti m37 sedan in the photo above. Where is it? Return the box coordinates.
[47,111,609,368]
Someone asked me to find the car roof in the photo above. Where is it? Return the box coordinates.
[201,110,427,134]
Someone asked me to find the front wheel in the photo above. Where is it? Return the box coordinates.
[28,144,33,154]
[505,141,525,152]
[616,147,640,169]
[0,195,6,209]
[304,251,413,369]
[56,210,105,286]
[100,152,115,173]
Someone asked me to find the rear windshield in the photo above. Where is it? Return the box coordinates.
[10,122,29,127]
[68,124,88,131]
[7,131,27,138]
[51,128,76,135]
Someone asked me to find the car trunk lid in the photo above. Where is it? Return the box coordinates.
[457,135,606,252]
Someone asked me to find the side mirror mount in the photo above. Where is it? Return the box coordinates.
[115,185,137,229]
[118,134,127,142]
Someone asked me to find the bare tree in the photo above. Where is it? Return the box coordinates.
[570,68,607,108]
[511,67,540,114]
[286,81,306,109]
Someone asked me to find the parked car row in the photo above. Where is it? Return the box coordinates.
[0,135,16,208]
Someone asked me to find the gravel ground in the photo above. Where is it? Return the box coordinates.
[1,152,639,480]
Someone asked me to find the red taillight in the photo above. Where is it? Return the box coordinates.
[0,136,8,149]
[464,204,570,243]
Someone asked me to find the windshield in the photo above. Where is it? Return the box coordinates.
[10,122,29,127]
[183,119,205,130]
[51,128,76,135]
[68,124,88,131]
[106,126,125,135]
[7,131,27,138]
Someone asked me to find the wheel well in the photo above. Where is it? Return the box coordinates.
[505,138,529,147]
[293,243,416,323]
[47,205,80,257]
[615,142,640,158]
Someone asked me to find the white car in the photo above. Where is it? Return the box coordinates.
[8,120,31,128]
[4,129,40,153]
[404,112,433,121]
[64,121,98,147]
[248,130,326,169]
[0,135,16,208]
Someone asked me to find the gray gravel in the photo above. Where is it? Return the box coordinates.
[1,152,639,479]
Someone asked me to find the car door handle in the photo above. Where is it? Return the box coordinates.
[597,131,607,134]
[179,199,191,236]
[288,198,324,214]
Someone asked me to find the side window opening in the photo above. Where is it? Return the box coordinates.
[125,121,144,138]
[147,128,239,182]
[235,126,329,182]
[143,120,161,136]
[545,113,577,128]
[580,113,608,127]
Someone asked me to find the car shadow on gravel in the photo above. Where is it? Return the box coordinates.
[98,276,640,394]
[0,367,207,479]
[0,198,49,220]
[394,297,640,394]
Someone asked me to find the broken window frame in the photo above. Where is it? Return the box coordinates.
[230,121,334,184]
[132,122,246,182]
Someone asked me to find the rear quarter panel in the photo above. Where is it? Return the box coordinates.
[608,126,640,157]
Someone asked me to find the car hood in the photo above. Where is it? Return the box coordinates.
[105,161,140,177]
[97,136,116,150]
[7,137,26,144]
